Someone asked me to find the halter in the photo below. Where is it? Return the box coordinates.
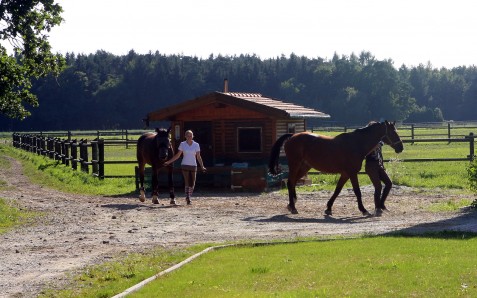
[382,123,403,147]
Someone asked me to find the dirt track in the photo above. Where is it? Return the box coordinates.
[1,155,477,297]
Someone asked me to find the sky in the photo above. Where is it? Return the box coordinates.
[46,0,477,69]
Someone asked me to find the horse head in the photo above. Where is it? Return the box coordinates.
[154,127,172,161]
[381,121,403,153]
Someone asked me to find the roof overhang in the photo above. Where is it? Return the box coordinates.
[146,91,330,122]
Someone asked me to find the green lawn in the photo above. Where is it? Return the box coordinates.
[129,234,477,297]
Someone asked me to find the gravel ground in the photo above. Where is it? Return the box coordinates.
[1,155,476,297]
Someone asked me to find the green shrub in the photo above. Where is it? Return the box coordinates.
[467,159,477,208]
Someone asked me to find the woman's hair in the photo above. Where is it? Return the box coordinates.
[185,130,194,137]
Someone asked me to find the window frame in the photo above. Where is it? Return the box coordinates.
[237,127,262,153]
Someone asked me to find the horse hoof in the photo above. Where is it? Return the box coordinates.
[324,209,332,216]
[170,200,177,205]
[362,210,371,216]
[152,197,159,204]
[374,208,383,217]
[287,204,298,214]
[139,190,146,202]
[186,199,191,205]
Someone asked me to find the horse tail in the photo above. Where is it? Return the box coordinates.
[268,133,293,176]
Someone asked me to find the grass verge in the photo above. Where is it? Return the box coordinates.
[0,145,136,196]
[131,232,477,297]
[0,198,39,234]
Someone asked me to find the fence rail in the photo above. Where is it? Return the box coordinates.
[10,131,476,180]
[312,122,477,139]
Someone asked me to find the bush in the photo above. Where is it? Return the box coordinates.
[467,159,477,208]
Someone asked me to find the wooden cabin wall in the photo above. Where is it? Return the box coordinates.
[212,119,274,165]
[169,105,308,165]
[275,119,306,138]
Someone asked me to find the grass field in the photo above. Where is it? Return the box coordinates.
[37,233,477,298]
[130,233,477,298]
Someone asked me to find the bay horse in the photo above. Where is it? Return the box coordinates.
[268,121,403,216]
[137,128,176,204]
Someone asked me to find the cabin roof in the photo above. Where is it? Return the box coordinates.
[146,91,330,121]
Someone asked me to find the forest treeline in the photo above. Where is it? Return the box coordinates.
[1,50,476,131]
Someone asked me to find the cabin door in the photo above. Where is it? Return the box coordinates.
[183,121,213,166]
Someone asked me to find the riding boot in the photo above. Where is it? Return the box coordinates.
[380,184,392,211]
[185,186,191,205]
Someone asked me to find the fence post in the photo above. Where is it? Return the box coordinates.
[48,138,54,159]
[91,139,99,176]
[41,136,47,156]
[468,132,475,161]
[65,140,71,166]
[447,122,451,140]
[61,140,67,165]
[54,138,61,161]
[411,124,415,144]
[35,135,41,155]
[79,139,89,173]
[126,129,129,149]
[98,139,105,179]
[71,140,78,171]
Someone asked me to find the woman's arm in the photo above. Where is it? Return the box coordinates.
[164,150,183,165]
[196,152,206,172]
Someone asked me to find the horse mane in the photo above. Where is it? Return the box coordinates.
[352,122,383,135]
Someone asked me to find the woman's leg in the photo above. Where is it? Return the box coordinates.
[182,169,191,204]
[186,169,197,204]
[366,161,383,213]
[378,168,393,210]
[181,166,197,205]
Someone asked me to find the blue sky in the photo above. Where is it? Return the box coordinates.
[47,0,477,68]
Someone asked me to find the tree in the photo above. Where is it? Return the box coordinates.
[0,0,65,119]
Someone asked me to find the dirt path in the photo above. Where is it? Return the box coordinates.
[1,155,476,297]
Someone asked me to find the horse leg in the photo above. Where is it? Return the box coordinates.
[286,163,310,214]
[286,179,298,214]
[138,163,146,202]
[349,174,370,216]
[151,167,159,204]
[168,166,176,205]
[325,175,348,216]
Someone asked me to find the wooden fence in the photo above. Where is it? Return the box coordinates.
[11,132,144,179]
[312,121,477,140]
[10,131,477,181]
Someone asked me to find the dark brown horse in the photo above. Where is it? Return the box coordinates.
[137,128,175,204]
[268,121,403,216]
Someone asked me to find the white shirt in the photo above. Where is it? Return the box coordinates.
[178,141,201,166]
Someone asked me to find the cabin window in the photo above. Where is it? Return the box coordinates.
[287,123,296,133]
[237,127,262,153]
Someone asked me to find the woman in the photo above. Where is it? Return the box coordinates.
[365,139,393,216]
[164,130,206,205]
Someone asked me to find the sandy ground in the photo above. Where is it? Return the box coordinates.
[1,155,477,297]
